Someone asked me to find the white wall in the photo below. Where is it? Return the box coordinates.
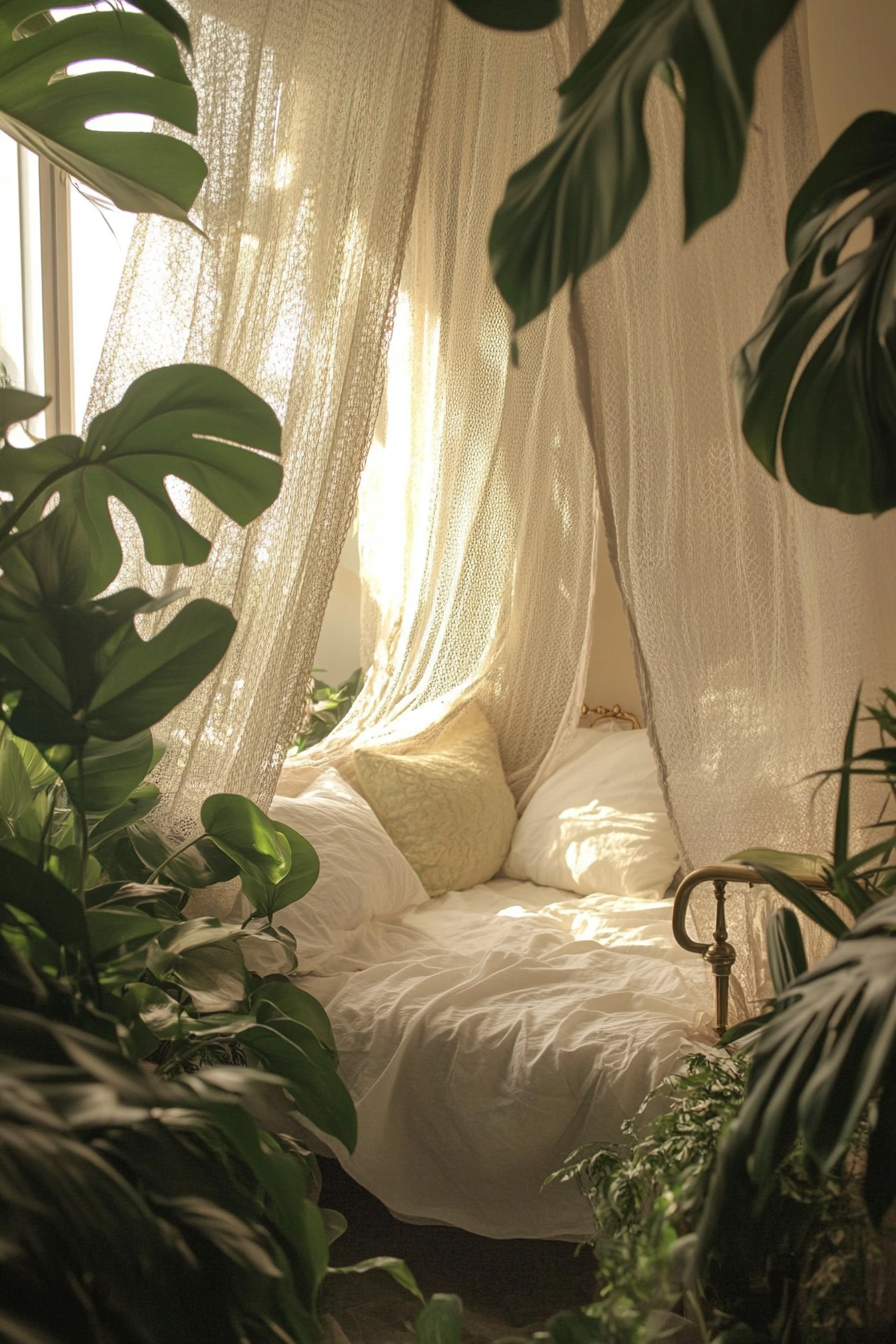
[583,519,643,720]
[312,527,362,686]
[807,0,896,150]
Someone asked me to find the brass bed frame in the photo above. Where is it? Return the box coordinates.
[581,701,642,731]
[579,704,829,1039]
[671,865,832,1036]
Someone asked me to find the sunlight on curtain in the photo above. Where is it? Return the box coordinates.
[87,0,443,839]
[565,1,896,1005]
[292,5,596,803]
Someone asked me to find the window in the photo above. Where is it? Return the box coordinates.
[0,129,136,441]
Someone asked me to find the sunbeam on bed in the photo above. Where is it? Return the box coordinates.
[267,721,714,1241]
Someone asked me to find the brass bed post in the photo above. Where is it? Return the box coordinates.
[671,864,832,1037]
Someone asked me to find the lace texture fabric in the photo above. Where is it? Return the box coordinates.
[296,6,596,804]
[87,0,443,839]
[564,1,896,1003]
[85,0,888,1011]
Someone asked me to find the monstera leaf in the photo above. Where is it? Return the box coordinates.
[737,111,896,515]
[0,588,236,744]
[489,0,798,331]
[0,365,283,598]
[448,0,559,29]
[0,0,205,224]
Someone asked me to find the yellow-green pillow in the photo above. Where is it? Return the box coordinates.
[353,703,517,896]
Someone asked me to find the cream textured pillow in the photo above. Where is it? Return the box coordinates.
[353,703,517,896]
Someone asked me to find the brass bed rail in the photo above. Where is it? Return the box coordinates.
[671,864,832,1037]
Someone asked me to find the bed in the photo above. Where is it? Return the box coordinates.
[270,712,714,1241]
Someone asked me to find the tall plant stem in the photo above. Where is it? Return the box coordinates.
[0,723,13,839]
[147,833,206,883]
[0,463,74,554]
[75,751,90,903]
[37,778,62,869]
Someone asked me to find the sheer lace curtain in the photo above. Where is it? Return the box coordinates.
[87,0,443,839]
[564,1,896,1004]
[290,6,596,804]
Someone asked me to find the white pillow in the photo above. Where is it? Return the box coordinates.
[268,769,428,965]
[504,730,679,898]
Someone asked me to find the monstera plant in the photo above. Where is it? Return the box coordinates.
[454,0,896,519]
[0,6,450,1342]
[0,356,372,1339]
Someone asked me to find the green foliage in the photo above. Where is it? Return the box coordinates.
[0,7,441,1338]
[550,1052,742,1344]
[0,366,281,750]
[478,2,896,514]
[414,1294,465,1344]
[553,1052,891,1343]
[0,0,206,225]
[0,1005,332,1344]
[289,668,363,755]
[737,112,896,515]
[708,904,896,1217]
[765,905,807,995]
[488,0,799,334]
[691,690,896,1333]
[0,719,357,1146]
[0,363,282,593]
[448,0,559,30]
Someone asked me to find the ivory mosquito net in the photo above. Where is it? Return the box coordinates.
[298,6,596,803]
[562,2,896,1002]
[87,0,446,838]
[87,0,895,1004]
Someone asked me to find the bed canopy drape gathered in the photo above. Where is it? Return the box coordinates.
[89,0,896,1004]
[561,1,896,1004]
[89,0,596,841]
[87,0,446,840]
[297,7,596,803]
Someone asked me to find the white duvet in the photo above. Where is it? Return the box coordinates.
[298,878,712,1240]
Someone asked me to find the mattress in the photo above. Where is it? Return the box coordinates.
[297,877,712,1240]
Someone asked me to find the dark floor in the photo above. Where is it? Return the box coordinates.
[319,1158,597,1342]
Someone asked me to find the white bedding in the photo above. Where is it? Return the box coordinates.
[298,877,712,1240]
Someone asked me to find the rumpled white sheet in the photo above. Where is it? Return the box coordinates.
[299,878,712,1240]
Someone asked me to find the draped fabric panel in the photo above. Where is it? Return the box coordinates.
[87,0,442,838]
[565,1,896,1003]
[294,7,596,803]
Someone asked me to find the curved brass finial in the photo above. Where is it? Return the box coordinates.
[580,702,641,730]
